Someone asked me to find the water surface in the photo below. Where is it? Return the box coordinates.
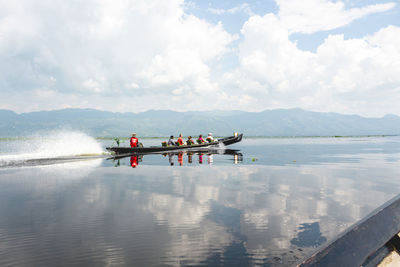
[1,135,400,266]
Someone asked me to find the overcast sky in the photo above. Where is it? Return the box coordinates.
[0,0,399,116]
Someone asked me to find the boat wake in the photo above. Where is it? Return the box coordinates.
[0,131,106,168]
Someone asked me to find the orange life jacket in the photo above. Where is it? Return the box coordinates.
[177,137,184,146]
[178,153,183,166]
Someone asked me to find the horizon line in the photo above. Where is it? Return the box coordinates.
[0,107,397,119]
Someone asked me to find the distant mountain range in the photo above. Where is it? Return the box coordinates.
[1,108,400,137]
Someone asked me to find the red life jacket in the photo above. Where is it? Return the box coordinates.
[130,156,138,168]
[130,137,139,147]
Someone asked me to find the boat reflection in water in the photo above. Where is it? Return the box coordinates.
[109,149,243,167]
[165,149,242,166]
[167,152,215,166]
[130,155,143,168]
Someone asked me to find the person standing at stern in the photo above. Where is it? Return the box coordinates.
[130,133,139,148]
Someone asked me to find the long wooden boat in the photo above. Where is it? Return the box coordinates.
[297,194,400,267]
[106,133,243,154]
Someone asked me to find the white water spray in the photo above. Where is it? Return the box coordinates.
[217,142,226,150]
[32,131,104,157]
[0,131,104,164]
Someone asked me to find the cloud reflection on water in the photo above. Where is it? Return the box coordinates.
[0,148,400,265]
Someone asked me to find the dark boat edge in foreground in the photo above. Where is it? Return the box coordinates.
[297,193,400,267]
[106,133,243,154]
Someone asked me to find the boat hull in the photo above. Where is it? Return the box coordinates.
[297,193,400,267]
[106,134,243,154]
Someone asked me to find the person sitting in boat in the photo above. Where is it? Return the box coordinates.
[130,133,139,147]
[176,134,184,146]
[186,136,195,145]
[206,133,215,143]
[168,135,176,146]
[197,134,206,144]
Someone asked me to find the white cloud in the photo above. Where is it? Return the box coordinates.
[208,3,254,16]
[137,15,233,93]
[225,9,400,116]
[0,0,399,116]
[276,0,396,34]
[82,79,104,93]
[0,0,234,111]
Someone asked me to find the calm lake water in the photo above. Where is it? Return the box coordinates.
[1,134,400,266]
